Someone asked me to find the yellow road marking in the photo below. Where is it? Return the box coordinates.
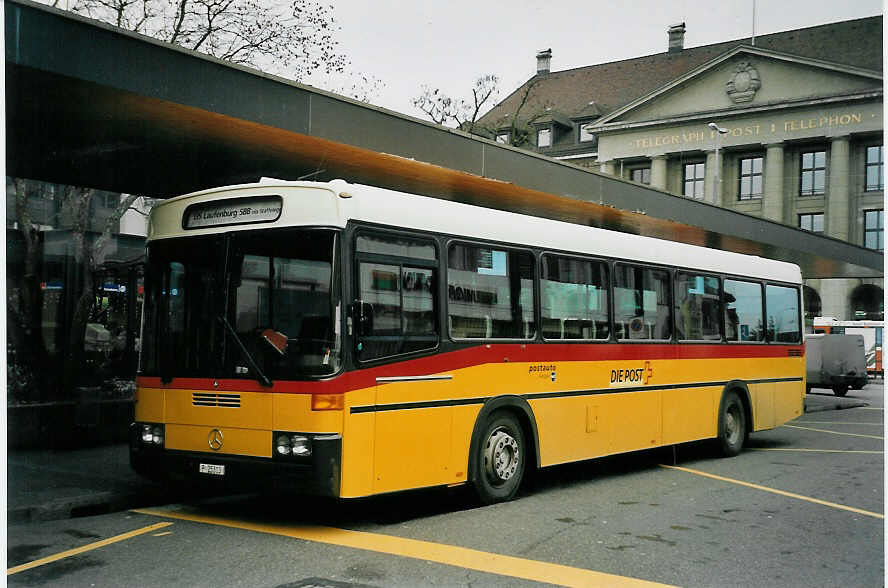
[783,425,883,439]
[153,531,174,537]
[661,465,884,520]
[794,421,883,426]
[133,507,673,588]
[749,448,883,454]
[7,522,173,575]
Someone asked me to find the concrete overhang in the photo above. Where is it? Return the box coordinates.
[5,0,883,279]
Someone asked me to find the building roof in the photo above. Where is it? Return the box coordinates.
[479,16,883,129]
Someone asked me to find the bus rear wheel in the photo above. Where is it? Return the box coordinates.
[473,412,525,505]
[717,390,746,457]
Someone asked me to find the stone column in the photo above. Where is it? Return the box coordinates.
[762,142,785,223]
[827,135,851,241]
[650,156,667,190]
[599,160,615,176]
[705,151,720,206]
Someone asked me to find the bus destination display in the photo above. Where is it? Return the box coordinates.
[183,196,282,229]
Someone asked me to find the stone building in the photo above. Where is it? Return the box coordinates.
[479,16,883,324]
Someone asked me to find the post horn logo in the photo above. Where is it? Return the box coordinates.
[208,428,224,451]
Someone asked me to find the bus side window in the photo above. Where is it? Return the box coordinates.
[540,254,609,341]
[675,273,722,341]
[723,279,763,342]
[765,285,802,343]
[613,264,671,341]
[447,243,536,340]
[355,234,438,361]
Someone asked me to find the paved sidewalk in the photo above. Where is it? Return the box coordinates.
[7,443,172,523]
[6,393,871,524]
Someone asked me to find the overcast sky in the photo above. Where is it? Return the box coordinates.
[307,0,883,120]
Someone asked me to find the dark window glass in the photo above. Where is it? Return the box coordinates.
[448,243,535,339]
[738,156,763,200]
[141,230,340,380]
[865,145,884,191]
[541,255,609,340]
[724,280,763,342]
[683,162,705,199]
[631,168,651,185]
[675,273,722,341]
[798,213,824,233]
[614,264,671,340]
[356,234,437,361]
[800,151,826,196]
[766,285,801,343]
[864,209,884,251]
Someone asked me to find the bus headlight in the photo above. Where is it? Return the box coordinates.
[273,432,312,459]
[140,423,164,446]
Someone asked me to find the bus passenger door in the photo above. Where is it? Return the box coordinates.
[352,233,448,494]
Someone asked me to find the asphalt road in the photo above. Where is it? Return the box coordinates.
[8,382,884,587]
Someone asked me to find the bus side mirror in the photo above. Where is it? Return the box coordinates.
[353,300,374,337]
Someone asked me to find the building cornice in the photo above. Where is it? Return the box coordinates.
[592,90,883,134]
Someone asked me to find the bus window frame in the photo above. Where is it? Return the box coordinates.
[611,260,674,343]
[539,251,611,343]
[674,271,724,343]
[721,277,766,345]
[445,238,538,343]
[763,282,803,344]
[351,227,441,365]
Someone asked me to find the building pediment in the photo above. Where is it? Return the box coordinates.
[593,46,882,128]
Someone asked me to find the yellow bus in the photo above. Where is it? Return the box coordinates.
[130,179,805,504]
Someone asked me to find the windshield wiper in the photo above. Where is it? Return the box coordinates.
[217,315,273,387]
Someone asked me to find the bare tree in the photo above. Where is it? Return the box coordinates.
[412,75,500,132]
[493,76,549,148]
[42,0,382,100]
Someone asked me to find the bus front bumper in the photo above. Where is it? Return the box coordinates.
[129,424,342,497]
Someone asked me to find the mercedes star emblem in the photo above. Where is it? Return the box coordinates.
[208,428,224,451]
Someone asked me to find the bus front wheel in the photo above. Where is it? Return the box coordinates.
[473,412,525,504]
[717,390,746,457]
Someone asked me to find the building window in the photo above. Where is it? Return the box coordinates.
[864,209,884,251]
[738,156,763,200]
[865,145,884,191]
[537,128,551,148]
[495,132,510,144]
[683,162,705,199]
[800,150,826,196]
[630,167,651,185]
[798,213,824,233]
[579,124,595,143]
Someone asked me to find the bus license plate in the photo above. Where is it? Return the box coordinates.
[199,463,225,476]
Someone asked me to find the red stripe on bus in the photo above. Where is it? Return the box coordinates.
[137,342,803,395]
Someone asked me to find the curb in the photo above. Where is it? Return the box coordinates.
[8,489,173,524]
[804,400,869,413]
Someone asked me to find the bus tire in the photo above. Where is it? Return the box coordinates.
[832,384,848,397]
[717,390,746,457]
[473,411,526,505]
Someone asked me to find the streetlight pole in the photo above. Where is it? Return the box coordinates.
[709,122,728,205]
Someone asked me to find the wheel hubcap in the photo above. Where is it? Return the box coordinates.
[725,408,740,444]
[484,428,520,484]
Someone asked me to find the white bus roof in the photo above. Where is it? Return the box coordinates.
[149,179,802,284]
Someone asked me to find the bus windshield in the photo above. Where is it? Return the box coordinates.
[140,229,341,382]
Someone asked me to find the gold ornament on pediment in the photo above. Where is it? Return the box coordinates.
[726,61,761,104]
